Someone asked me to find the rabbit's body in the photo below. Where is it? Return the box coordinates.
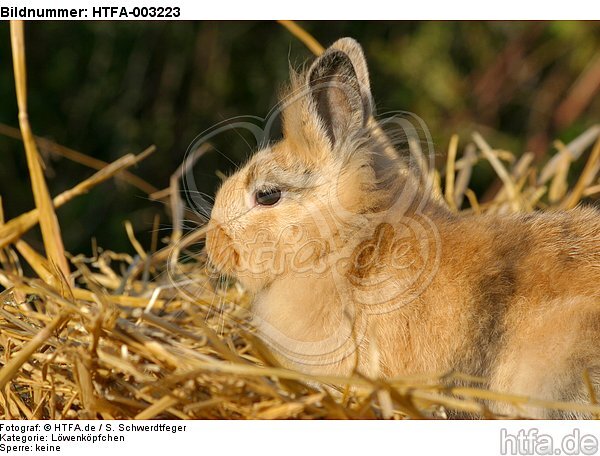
[205,37,600,418]
[251,204,600,418]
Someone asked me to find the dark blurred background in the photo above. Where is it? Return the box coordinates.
[0,21,599,255]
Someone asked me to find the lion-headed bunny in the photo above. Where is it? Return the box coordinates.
[205,38,600,418]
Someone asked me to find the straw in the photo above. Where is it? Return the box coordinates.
[10,21,70,287]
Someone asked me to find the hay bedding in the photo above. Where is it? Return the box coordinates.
[1,22,600,420]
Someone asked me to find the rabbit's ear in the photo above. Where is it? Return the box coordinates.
[306,44,373,148]
[329,38,372,109]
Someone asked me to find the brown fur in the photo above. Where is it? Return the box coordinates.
[205,38,600,418]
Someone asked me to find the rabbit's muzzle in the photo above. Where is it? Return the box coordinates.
[205,222,240,275]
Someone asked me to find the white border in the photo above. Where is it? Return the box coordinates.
[0,0,598,20]
[1,420,600,456]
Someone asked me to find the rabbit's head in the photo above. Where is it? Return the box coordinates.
[206,38,405,292]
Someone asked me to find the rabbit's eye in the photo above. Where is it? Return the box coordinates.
[255,188,282,206]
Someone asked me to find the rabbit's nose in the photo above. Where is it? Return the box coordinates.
[205,222,239,273]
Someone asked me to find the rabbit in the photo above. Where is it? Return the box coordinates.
[204,37,600,419]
